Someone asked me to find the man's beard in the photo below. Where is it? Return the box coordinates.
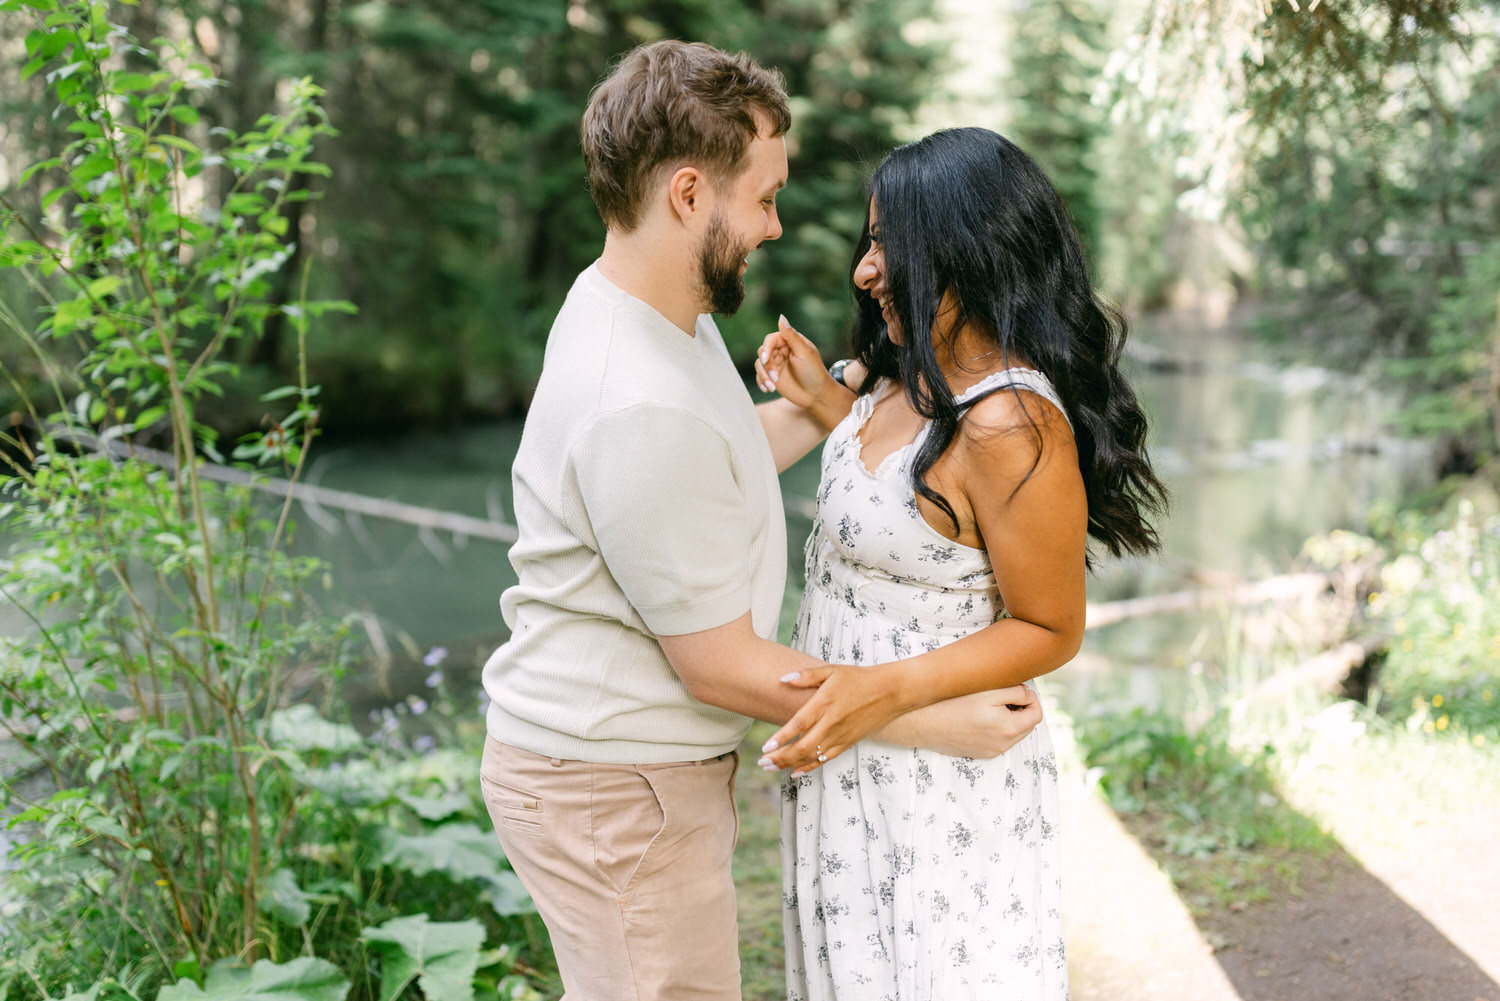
[695,213,750,316]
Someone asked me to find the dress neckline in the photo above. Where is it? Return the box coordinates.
[852,367,1058,478]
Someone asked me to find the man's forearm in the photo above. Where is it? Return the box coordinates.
[661,618,1028,757]
[661,618,821,723]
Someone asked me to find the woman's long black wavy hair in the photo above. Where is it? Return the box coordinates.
[851,127,1167,560]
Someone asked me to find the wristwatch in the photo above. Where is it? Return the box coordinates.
[829,358,853,388]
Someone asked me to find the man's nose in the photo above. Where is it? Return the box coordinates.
[766,206,783,241]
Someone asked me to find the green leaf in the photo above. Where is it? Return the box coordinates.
[396,791,471,822]
[258,868,312,927]
[53,296,92,334]
[377,823,534,915]
[153,134,201,155]
[156,957,349,1001]
[267,704,362,753]
[300,760,394,806]
[20,156,63,184]
[360,915,484,1001]
[111,71,158,93]
[86,274,122,298]
[224,193,267,216]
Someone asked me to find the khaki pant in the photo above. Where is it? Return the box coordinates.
[480,737,742,1001]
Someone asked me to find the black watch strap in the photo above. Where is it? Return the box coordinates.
[829,358,852,388]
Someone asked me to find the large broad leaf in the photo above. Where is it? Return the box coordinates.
[156,957,349,1001]
[376,823,534,915]
[396,790,471,822]
[258,868,312,926]
[300,760,395,806]
[361,915,484,1001]
[268,705,362,754]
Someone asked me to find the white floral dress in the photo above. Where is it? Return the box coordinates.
[781,368,1069,1001]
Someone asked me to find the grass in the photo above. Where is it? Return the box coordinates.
[1074,707,1338,917]
[1273,704,1500,852]
[735,722,790,1001]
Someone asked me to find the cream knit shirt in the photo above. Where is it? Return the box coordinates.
[482,264,787,763]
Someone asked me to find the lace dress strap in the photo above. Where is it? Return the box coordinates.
[954,367,1072,431]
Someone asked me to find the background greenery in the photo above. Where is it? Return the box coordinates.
[3,0,1500,999]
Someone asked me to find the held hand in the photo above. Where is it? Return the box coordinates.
[916,686,1043,758]
[755,315,833,412]
[757,666,905,776]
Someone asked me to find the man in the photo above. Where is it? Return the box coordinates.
[479,40,1040,1000]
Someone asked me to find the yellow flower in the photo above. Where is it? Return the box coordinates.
[1402,638,1415,652]
[1423,721,1436,733]
[1435,715,1449,731]
[156,878,170,887]
[1475,734,1487,747]
[1368,592,1381,605]
[1454,623,1464,639]
[1484,689,1494,704]
[1432,694,1444,708]
[1394,618,1406,634]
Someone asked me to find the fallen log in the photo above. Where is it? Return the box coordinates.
[91,439,519,544]
[1242,634,1388,705]
[1084,572,1332,630]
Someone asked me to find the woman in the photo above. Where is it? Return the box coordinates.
[754,128,1167,999]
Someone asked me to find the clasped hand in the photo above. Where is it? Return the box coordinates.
[757,665,908,775]
[757,668,1044,774]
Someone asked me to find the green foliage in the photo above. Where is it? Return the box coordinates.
[156,959,350,1001]
[1078,709,1288,851]
[0,4,540,998]
[1008,0,1109,256]
[2,0,941,431]
[1075,708,1332,909]
[1366,499,1500,742]
[1386,240,1500,454]
[361,916,484,1001]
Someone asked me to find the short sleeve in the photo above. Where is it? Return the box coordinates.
[572,405,753,636]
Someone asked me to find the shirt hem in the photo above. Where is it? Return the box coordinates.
[485,703,748,764]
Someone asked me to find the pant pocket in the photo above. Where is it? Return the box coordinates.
[479,740,545,838]
[592,764,669,895]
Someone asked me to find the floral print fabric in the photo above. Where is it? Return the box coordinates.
[781,369,1070,1000]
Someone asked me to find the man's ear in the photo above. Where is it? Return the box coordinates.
[666,165,704,224]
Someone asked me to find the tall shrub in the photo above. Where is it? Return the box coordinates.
[0,3,538,997]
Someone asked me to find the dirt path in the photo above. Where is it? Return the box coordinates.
[1056,723,1241,1001]
[1056,717,1500,1001]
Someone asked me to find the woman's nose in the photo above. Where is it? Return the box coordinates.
[854,247,879,289]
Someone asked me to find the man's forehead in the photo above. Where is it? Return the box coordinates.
[743,131,788,190]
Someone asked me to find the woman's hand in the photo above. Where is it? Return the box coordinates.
[755,316,849,428]
[757,665,908,775]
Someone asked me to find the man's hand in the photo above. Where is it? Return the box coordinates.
[898,685,1042,758]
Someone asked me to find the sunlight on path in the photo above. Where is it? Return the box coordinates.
[1054,718,1243,1001]
[1278,730,1500,985]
